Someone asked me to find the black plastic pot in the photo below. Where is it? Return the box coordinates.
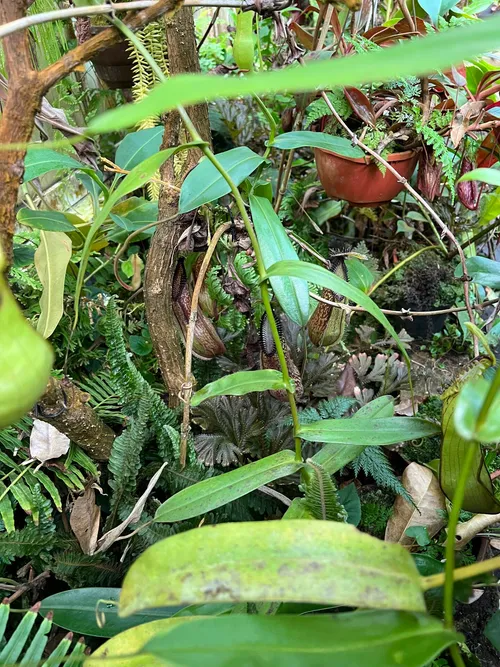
[393,303,449,340]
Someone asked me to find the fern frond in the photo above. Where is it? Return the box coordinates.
[304,460,348,522]
[206,266,233,307]
[317,397,357,419]
[109,393,151,511]
[104,299,183,462]
[304,91,351,129]
[352,448,413,502]
[52,551,123,587]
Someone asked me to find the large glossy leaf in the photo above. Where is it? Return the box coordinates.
[299,417,440,445]
[154,451,302,523]
[119,521,425,616]
[17,209,75,233]
[114,126,163,171]
[179,147,264,213]
[24,149,82,182]
[191,370,288,407]
[250,195,310,325]
[86,618,201,666]
[266,260,411,368]
[142,612,460,667]
[0,253,53,429]
[39,588,185,639]
[90,16,500,133]
[35,232,72,339]
[466,256,500,289]
[457,166,500,187]
[272,131,364,158]
[312,396,395,474]
[440,360,500,513]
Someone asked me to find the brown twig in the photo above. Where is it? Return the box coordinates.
[310,291,500,318]
[395,0,415,31]
[179,222,232,468]
[4,571,50,605]
[197,6,220,51]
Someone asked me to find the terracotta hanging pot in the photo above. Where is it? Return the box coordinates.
[314,146,419,207]
[90,27,135,90]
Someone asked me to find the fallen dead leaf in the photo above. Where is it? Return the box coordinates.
[385,462,446,549]
[70,486,101,555]
[30,419,70,463]
[95,462,167,554]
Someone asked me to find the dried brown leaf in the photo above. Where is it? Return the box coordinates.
[385,462,446,549]
[70,486,101,555]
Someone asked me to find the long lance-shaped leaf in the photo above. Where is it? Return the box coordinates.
[250,195,310,325]
[311,396,395,474]
[266,260,411,369]
[35,231,72,339]
[154,451,302,523]
[90,16,500,133]
[141,612,461,667]
[191,370,288,406]
[119,521,425,616]
[298,417,440,445]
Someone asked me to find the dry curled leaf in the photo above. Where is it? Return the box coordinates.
[95,463,167,554]
[30,419,70,463]
[70,486,101,555]
[385,462,446,549]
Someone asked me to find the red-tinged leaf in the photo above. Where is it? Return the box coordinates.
[476,70,500,97]
[363,25,400,45]
[344,87,376,127]
[435,98,455,110]
[457,158,480,210]
[477,127,500,168]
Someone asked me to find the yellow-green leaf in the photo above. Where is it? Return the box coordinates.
[0,252,53,429]
[119,521,425,616]
[35,231,72,339]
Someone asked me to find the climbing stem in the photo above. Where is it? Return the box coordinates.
[112,17,303,461]
[443,442,476,667]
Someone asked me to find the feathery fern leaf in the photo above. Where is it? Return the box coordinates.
[304,460,348,522]
[104,299,183,462]
[352,448,412,502]
[108,393,151,511]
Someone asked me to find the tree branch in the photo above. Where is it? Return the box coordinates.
[0,0,183,264]
[39,0,184,91]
